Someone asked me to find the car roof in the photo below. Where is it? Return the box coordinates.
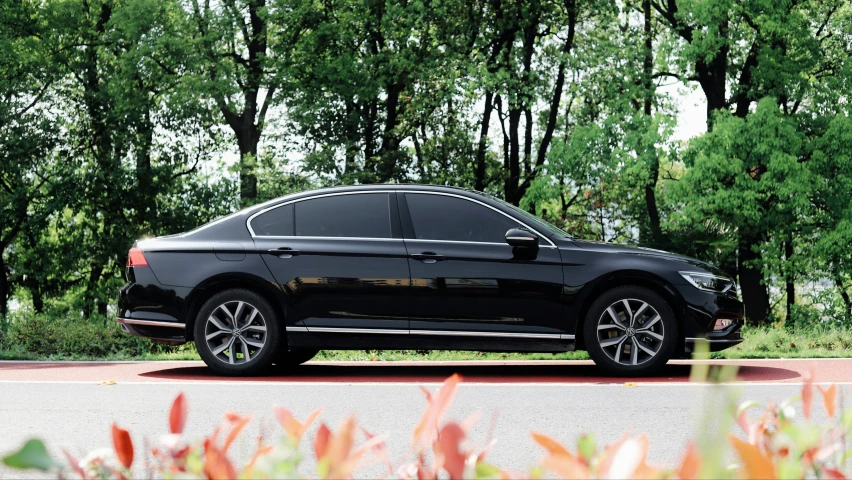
[248,184,488,211]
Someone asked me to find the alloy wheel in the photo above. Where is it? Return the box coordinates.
[595,298,665,366]
[204,300,267,365]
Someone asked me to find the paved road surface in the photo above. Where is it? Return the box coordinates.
[1,359,850,478]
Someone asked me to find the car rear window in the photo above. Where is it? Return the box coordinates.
[249,203,294,236]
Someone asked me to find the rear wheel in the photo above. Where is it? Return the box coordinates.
[194,289,282,376]
[583,286,677,376]
[274,349,319,369]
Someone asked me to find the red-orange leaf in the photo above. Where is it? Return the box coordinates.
[817,384,838,418]
[540,453,590,479]
[61,448,87,479]
[274,406,323,445]
[412,374,462,447]
[822,467,847,479]
[597,434,649,479]
[802,371,814,420]
[169,392,188,434]
[435,422,467,480]
[729,434,776,480]
[361,427,393,475]
[530,432,573,459]
[222,413,252,455]
[245,444,274,472]
[111,423,134,469]
[203,439,237,480]
[677,442,701,480]
[314,423,331,460]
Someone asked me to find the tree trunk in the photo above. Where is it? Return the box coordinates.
[785,237,794,322]
[504,23,536,205]
[343,97,358,179]
[0,250,8,317]
[642,0,664,247]
[510,0,576,204]
[738,235,770,324]
[474,91,494,191]
[834,274,851,315]
[136,104,154,227]
[83,264,103,319]
[235,127,260,207]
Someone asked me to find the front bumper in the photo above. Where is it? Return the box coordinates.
[684,322,744,353]
[672,284,744,354]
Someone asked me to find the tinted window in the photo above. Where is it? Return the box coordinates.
[250,204,294,236]
[405,193,522,243]
[296,193,392,238]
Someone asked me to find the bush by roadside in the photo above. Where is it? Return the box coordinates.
[1,310,850,361]
[0,310,194,360]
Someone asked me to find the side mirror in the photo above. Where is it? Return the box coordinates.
[505,228,539,248]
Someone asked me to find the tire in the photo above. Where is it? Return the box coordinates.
[583,285,677,376]
[274,349,320,369]
[194,289,283,376]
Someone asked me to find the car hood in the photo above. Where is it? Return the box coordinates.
[570,240,729,276]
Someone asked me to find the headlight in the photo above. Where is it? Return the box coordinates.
[679,271,736,294]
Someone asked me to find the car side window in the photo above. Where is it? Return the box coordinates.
[405,193,522,243]
[295,193,392,238]
[249,203,294,236]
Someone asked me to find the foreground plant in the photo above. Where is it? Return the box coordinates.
[3,373,851,479]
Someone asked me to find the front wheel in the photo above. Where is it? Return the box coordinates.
[194,289,282,376]
[583,286,677,376]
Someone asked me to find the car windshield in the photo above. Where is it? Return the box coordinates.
[485,193,572,238]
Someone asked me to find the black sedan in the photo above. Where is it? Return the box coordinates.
[118,184,744,376]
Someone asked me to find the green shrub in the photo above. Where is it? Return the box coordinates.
[0,310,191,359]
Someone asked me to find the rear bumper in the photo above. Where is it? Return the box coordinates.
[117,317,187,346]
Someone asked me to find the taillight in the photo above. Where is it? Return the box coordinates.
[127,248,148,267]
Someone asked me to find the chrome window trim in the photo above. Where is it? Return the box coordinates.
[251,236,403,242]
[247,189,558,248]
[290,326,408,335]
[403,238,514,247]
[412,329,562,339]
[285,325,572,340]
[247,190,392,238]
[403,191,558,248]
[117,318,186,329]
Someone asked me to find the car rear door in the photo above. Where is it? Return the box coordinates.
[250,191,410,333]
[399,192,564,338]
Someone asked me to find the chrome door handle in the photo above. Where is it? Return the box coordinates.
[411,252,445,264]
[268,247,300,258]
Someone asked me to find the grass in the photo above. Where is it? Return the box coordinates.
[1,311,850,361]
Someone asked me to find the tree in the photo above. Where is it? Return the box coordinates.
[186,0,308,206]
[0,0,63,316]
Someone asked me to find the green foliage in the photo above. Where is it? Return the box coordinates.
[1,0,851,327]
[0,309,187,359]
[2,439,61,472]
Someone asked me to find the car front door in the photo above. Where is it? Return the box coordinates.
[399,192,564,337]
[250,191,410,333]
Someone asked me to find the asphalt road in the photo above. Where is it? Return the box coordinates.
[1,359,850,478]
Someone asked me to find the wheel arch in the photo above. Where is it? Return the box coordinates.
[184,273,288,342]
[573,270,686,352]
